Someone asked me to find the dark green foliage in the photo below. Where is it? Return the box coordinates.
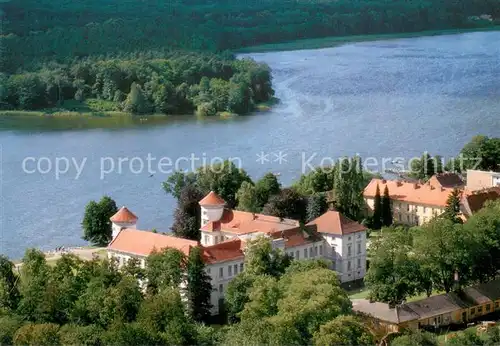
[293,168,334,196]
[236,181,260,213]
[81,196,118,246]
[381,185,393,227]
[442,188,463,224]
[390,329,438,346]
[333,156,365,220]
[306,193,328,223]
[372,184,383,230]
[410,152,442,180]
[58,324,104,346]
[262,188,307,222]
[1,54,273,116]
[0,255,20,311]
[145,248,185,295]
[13,323,60,346]
[171,184,204,240]
[186,247,213,322]
[253,172,281,210]
[0,315,23,345]
[101,322,163,346]
[448,135,500,172]
[225,273,256,324]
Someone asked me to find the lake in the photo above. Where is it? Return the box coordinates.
[1,31,500,259]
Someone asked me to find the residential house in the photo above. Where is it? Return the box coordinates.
[107,191,367,315]
[353,279,500,332]
[466,169,500,191]
[460,187,500,219]
[428,173,464,189]
[364,179,453,226]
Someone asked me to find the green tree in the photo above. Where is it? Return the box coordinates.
[102,322,162,346]
[333,156,365,220]
[446,328,484,346]
[236,181,260,212]
[162,171,197,200]
[239,275,281,321]
[81,196,118,246]
[410,152,438,180]
[196,160,252,208]
[145,248,185,294]
[0,255,20,311]
[17,249,50,322]
[123,82,150,114]
[365,228,426,305]
[225,273,256,324]
[186,246,213,322]
[0,315,23,345]
[312,315,374,346]
[442,188,463,224]
[254,173,281,209]
[244,236,291,278]
[372,184,382,230]
[13,323,60,346]
[58,324,104,346]
[306,193,328,223]
[381,185,393,227]
[391,330,438,346]
[171,184,204,240]
[262,188,306,222]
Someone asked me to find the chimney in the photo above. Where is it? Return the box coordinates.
[396,181,402,187]
[441,187,445,192]
[252,213,257,220]
[381,179,387,184]
[413,183,420,189]
[430,185,435,190]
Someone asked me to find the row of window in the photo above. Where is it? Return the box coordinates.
[470,302,497,316]
[346,243,362,257]
[347,258,363,271]
[286,244,323,260]
[395,203,441,216]
[210,262,245,279]
[203,234,227,245]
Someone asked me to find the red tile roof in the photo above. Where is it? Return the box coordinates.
[364,179,454,207]
[110,206,138,223]
[428,173,464,189]
[461,187,500,216]
[306,209,366,235]
[268,225,321,248]
[202,238,245,264]
[107,228,198,256]
[210,209,299,235]
[199,191,226,206]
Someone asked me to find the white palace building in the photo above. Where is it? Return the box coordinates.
[107,191,367,315]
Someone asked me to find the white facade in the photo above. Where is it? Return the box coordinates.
[111,220,137,240]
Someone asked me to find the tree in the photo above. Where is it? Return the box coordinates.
[82,196,118,246]
[381,185,393,227]
[365,228,426,305]
[244,236,291,278]
[442,188,463,224]
[17,249,50,322]
[171,184,204,240]
[0,255,20,311]
[137,289,195,344]
[225,273,256,324]
[306,193,328,223]
[123,82,150,114]
[102,322,163,346]
[236,181,260,212]
[58,324,104,346]
[13,323,60,346]
[162,171,197,200]
[196,160,252,208]
[262,188,306,222]
[312,315,374,346]
[102,276,143,324]
[333,156,365,220]
[145,248,185,294]
[0,315,23,345]
[239,275,281,321]
[372,184,383,230]
[293,169,333,196]
[186,246,213,322]
[410,152,438,180]
[391,330,438,346]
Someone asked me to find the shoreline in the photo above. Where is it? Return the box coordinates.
[236,26,500,54]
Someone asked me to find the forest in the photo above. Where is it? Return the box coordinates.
[1,0,500,113]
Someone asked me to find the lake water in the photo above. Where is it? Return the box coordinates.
[1,31,500,259]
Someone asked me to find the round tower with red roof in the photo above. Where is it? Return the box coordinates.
[199,191,225,226]
[110,206,138,241]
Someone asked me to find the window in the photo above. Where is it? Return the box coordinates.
[219,267,224,278]
[304,248,308,258]
[398,213,401,221]
[423,207,427,213]
[296,250,299,259]
[219,284,223,293]
[496,302,499,309]
[204,235,209,244]
[314,246,318,256]
[486,304,491,312]
[348,236,351,241]
[207,268,211,274]
[357,233,361,239]
[309,247,313,258]
[357,258,361,268]
[478,306,483,313]
[406,215,410,222]
[347,245,352,257]
[319,245,323,255]
[240,263,244,272]
[398,203,402,209]
[407,204,410,211]
[289,251,294,259]
[347,261,352,271]
[228,265,232,276]
[357,243,361,254]
[234,264,238,275]
[471,308,476,315]
[415,216,419,225]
